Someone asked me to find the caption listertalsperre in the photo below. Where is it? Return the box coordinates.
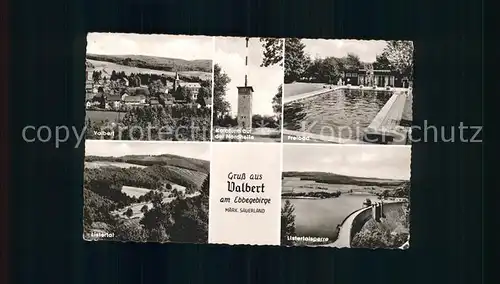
[221,172,271,213]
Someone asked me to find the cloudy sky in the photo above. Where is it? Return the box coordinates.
[215,37,283,116]
[302,39,388,63]
[86,33,214,61]
[85,141,210,161]
[283,145,411,180]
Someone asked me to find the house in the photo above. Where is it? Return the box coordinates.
[203,97,212,107]
[179,82,202,100]
[149,99,160,106]
[128,87,150,97]
[172,72,202,100]
[85,61,94,82]
[107,95,122,108]
[123,95,146,105]
[121,77,129,86]
[341,68,410,88]
[85,93,95,101]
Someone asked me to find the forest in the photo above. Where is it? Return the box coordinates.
[83,159,210,244]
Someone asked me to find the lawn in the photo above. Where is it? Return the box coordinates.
[88,59,212,81]
[86,110,124,123]
[284,82,329,98]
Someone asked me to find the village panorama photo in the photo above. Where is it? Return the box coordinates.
[85,33,214,142]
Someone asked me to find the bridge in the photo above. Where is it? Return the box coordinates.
[283,85,412,144]
[320,201,408,248]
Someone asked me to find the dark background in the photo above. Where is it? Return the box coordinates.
[8,0,484,283]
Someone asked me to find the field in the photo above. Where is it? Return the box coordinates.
[87,54,212,72]
[121,186,152,198]
[113,192,200,220]
[85,161,147,169]
[282,171,406,187]
[87,59,212,81]
[86,110,124,123]
[282,180,393,195]
[165,165,207,188]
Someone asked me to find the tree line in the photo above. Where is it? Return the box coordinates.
[86,104,211,141]
[259,38,414,84]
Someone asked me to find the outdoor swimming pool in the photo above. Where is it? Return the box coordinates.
[283,89,392,140]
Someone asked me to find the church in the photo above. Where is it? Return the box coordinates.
[169,72,202,101]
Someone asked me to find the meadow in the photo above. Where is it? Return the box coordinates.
[283,82,328,98]
[86,110,124,123]
[88,59,212,81]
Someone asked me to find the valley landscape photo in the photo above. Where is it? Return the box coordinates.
[83,141,210,244]
[281,144,411,248]
[85,33,213,141]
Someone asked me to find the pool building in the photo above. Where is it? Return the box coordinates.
[341,68,412,88]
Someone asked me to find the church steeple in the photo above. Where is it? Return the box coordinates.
[174,71,180,91]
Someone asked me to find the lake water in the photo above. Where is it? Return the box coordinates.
[282,193,377,243]
[283,89,391,140]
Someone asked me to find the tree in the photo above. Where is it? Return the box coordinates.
[113,220,145,242]
[272,85,282,122]
[260,38,284,67]
[141,205,149,213]
[305,57,342,84]
[196,86,210,106]
[364,198,372,207]
[200,174,209,199]
[343,53,363,70]
[124,208,133,218]
[281,200,296,245]
[213,64,231,120]
[284,38,308,83]
[383,41,414,78]
[373,53,392,70]
[165,183,172,190]
[149,79,164,95]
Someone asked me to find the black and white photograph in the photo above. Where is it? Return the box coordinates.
[85,33,213,141]
[281,144,410,249]
[212,37,284,142]
[282,39,414,145]
[83,141,210,244]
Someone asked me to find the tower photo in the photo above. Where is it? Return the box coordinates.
[212,37,284,143]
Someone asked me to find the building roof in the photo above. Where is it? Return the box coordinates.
[85,93,95,100]
[179,82,201,88]
[127,87,150,96]
[123,95,145,102]
[85,60,94,70]
[107,95,122,102]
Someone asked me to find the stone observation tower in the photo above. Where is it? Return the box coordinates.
[237,37,254,129]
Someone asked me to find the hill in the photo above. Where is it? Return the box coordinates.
[86,54,212,73]
[85,154,209,174]
[282,171,406,187]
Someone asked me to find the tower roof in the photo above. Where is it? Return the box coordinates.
[237,86,254,92]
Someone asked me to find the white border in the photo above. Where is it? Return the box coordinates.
[208,36,216,243]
